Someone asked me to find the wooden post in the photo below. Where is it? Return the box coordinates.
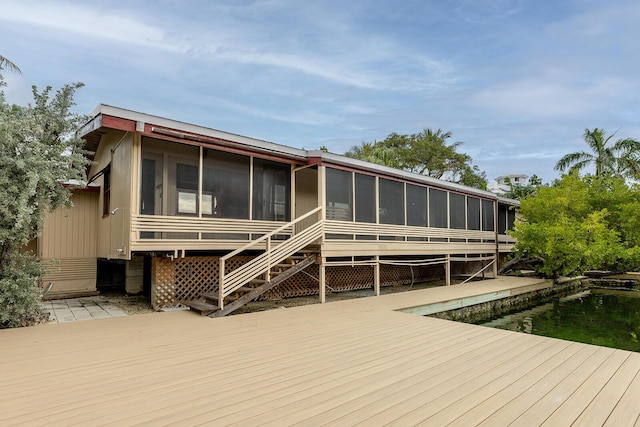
[319,256,326,303]
[374,256,380,296]
[493,254,499,278]
[445,254,451,286]
[218,258,225,309]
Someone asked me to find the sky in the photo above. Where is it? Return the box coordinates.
[1,0,639,184]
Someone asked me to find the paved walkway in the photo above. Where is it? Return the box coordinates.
[41,297,128,323]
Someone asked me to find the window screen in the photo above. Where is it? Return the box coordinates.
[253,159,291,221]
[498,204,508,234]
[355,173,375,223]
[379,179,404,225]
[326,168,352,221]
[449,193,465,229]
[429,188,447,228]
[467,197,480,230]
[406,184,427,227]
[507,208,516,231]
[203,149,250,219]
[482,199,495,231]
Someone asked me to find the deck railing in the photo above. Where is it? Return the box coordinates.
[324,220,496,241]
[218,207,323,309]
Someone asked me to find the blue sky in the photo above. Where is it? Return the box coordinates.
[1,0,639,184]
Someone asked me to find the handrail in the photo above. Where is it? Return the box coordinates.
[459,258,496,285]
[218,207,322,308]
[220,207,322,262]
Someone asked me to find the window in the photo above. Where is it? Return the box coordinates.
[406,184,427,227]
[326,168,352,221]
[429,188,447,228]
[102,165,111,217]
[498,204,508,234]
[203,149,250,219]
[379,179,404,225]
[482,199,495,231]
[449,193,465,229]
[507,208,516,231]
[176,163,198,215]
[355,173,375,223]
[467,197,480,230]
[253,159,291,221]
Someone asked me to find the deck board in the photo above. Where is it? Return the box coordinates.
[1,276,639,426]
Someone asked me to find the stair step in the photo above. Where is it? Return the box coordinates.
[186,300,219,316]
[273,263,294,268]
[249,278,267,285]
[200,291,219,302]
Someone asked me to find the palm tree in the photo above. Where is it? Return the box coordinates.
[554,128,640,179]
[0,55,21,74]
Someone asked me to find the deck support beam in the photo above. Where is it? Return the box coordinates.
[445,254,451,286]
[374,256,380,296]
[319,257,326,303]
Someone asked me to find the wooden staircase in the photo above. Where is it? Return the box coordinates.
[186,207,323,317]
[187,253,317,317]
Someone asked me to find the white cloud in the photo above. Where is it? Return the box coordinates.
[0,0,188,52]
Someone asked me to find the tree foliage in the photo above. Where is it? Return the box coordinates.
[503,174,544,200]
[0,55,21,74]
[554,128,640,180]
[511,172,640,281]
[345,129,487,189]
[0,73,90,327]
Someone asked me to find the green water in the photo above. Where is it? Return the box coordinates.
[478,289,640,352]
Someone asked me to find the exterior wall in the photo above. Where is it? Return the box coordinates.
[40,191,99,297]
[90,131,134,259]
[295,167,319,232]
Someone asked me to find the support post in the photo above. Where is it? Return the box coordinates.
[493,253,499,278]
[374,256,380,296]
[219,258,225,309]
[445,254,451,286]
[319,257,326,303]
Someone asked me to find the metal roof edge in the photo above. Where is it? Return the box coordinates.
[86,104,307,160]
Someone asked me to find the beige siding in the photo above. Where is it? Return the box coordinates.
[40,191,98,259]
[39,191,99,296]
[42,258,97,294]
[295,167,319,232]
[90,131,134,259]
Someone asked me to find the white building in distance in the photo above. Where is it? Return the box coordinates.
[488,173,529,195]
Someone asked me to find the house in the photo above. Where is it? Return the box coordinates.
[39,104,518,316]
[488,173,529,195]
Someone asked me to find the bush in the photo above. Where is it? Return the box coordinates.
[0,253,49,328]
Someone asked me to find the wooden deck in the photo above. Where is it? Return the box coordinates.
[1,277,639,426]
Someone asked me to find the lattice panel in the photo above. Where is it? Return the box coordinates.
[151,255,254,309]
[262,263,445,301]
[151,256,450,309]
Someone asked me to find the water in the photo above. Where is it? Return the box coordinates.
[477,289,640,352]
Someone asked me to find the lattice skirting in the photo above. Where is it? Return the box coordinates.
[150,255,483,309]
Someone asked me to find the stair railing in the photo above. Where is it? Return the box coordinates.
[218,207,323,309]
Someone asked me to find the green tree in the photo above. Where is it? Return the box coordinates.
[0,55,21,74]
[554,128,640,180]
[0,74,90,328]
[511,172,640,281]
[345,129,487,189]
